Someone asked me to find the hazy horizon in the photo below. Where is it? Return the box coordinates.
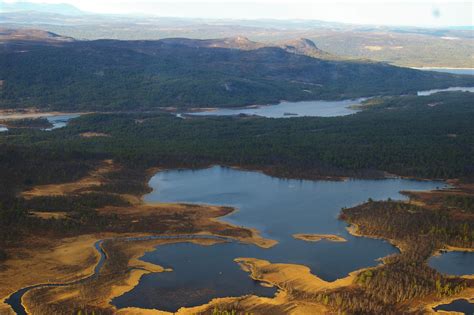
[1,0,473,28]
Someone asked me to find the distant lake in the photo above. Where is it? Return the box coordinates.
[428,251,474,276]
[187,83,474,118]
[187,98,365,118]
[416,68,474,76]
[44,114,81,130]
[417,86,474,96]
[0,113,80,132]
[113,166,443,312]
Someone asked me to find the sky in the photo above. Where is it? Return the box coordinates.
[3,0,473,27]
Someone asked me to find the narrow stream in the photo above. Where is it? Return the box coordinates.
[4,235,231,315]
[4,241,105,315]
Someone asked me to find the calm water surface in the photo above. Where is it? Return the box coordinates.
[44,114,81,130]
[187,98,364,118]
[188,84,474,118]
[429,251,474,276]
[113,166,444,312]
[417,86,474,96]
[434,299,474,314]
[417,68,474,76]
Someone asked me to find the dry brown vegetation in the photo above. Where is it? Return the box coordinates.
[2,161,276,314]
[23,238,222,314]
[80,132,110,138]
[21,159,118,198]
[0,234,102,313]
[293,234,347,243]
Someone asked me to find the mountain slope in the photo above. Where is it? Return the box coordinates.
[1,31,473,111]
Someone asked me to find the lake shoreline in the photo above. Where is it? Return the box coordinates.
[2,163,471,314]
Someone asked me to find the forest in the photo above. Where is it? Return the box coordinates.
[1,36,474,110]
[2,91,473,180]
[0,91,472,255]
[332,197,473,314]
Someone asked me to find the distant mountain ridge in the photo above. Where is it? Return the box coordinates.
[155,36,333,59]
[0,28,333,59]
[0,8,472,67]
[0,1,83,15]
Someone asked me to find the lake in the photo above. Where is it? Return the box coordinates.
[416,68,474,76]
[417,86,474,96]
[429,251,474,276]
[186,98,365,118]
[44,114,81,130]
[434,299,474,314]
[187,84,474,118]
[112,166,443,312]
[0,113,80,132]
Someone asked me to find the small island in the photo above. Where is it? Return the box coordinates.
[293,233,347,243]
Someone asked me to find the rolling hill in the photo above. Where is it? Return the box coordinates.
[1,29,473,111]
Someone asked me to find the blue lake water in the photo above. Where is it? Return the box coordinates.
[44,114,81,130]
[113,166,444,312]
[434,299,474,314]
[187,83,474,118]
[417,86,474,96]
[428,251,474,276]
[417,68,474,76]
[0,114,80,132]
[187,98,365,118]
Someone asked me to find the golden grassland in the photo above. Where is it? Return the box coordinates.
[2,160,278,314]
[22,238,224,314]
[21,159,118,198]
[0,234,102,313]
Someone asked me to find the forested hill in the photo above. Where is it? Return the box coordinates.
[1,30,474,111]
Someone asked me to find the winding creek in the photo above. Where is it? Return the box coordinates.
[4,235,231,315]
[5,241,106,315]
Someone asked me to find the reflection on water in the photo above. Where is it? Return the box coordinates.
[187,98,365,118]
[113,166,444,312]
